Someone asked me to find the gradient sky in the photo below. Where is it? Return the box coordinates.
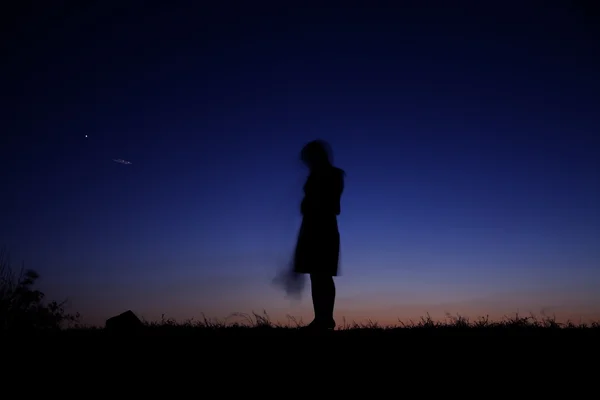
[2,1,599,326]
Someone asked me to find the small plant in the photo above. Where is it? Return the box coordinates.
[0,248,80,332]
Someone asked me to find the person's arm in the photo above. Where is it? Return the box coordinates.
[303,173,341,215]
[334,173,344,215]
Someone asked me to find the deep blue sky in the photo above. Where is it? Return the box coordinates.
[2,1,599,325]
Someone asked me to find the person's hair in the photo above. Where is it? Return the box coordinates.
[300,140,333,167]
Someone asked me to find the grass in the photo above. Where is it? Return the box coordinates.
[53,311,600,337]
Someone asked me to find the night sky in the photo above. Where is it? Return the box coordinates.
[2,1,599,326]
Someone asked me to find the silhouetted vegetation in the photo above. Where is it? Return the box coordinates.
[2,249,598,337]
[0,248,80,332]
[56,310,600,337]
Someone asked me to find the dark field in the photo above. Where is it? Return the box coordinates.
[47,312,600,337]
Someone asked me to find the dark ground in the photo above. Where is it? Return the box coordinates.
[45,313,600,338]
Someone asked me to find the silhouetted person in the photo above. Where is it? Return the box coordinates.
[294,140,345,330]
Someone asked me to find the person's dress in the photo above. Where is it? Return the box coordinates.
[293,166,344,277]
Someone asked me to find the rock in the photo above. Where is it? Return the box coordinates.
[105,310,143,333]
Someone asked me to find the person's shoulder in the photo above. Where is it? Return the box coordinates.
[332,167,345,180]
[312,166,345,182]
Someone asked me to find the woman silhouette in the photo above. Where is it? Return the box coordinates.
[294,140,345,330]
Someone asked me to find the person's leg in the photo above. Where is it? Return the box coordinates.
[309,274,336,328]
[327,275,336,324]
[309,274,323,322]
